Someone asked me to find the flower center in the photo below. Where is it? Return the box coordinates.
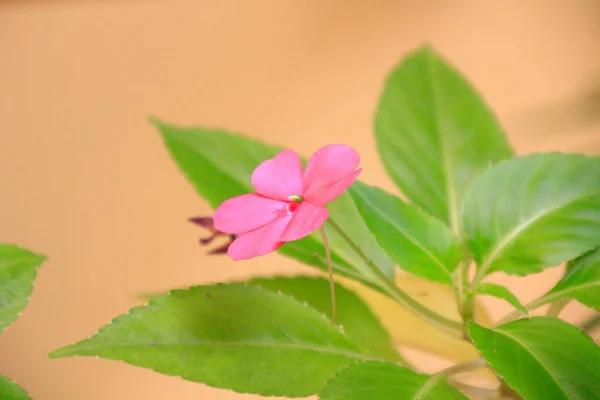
[287,194,304,203]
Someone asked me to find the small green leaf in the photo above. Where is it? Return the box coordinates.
[319,361,468,400]
[463,153,600,278]
[0,244,46,333]
[375,46,513,233]
[50,283,376,397]
[542,247,600,310]
[350,182,461,285]
[476,283,527,315]
[153,120,394,285]
[0,375,31,400]
[469,317,600,400]
[249,276,404,363]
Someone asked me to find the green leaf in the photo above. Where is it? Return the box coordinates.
[0,376,31,400]
[0,244,46,333]
[319,361,468,400]
[350,182,461,285]
[374,46,513,233]
[463,153,600,278]
[153,120,394,285]
[476,283,527,315]
[541,247,600,310]
[469,317,600,400]
[49,283,377,397]
[249,275,404,363]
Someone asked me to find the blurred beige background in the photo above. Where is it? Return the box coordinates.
[1,1,599,399]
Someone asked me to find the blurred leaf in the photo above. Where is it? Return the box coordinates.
[319,361,468,400]
[0,376,31,400]
[50,283,376,397]
[153,120,394,285]
[374,46,513,233]
[0,244,46,333]
[350,182,461,285]
[463,153,600,277]
[476,283,527,315]
[469,318,600,400]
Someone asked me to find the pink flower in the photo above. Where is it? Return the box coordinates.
[213,144,362,260]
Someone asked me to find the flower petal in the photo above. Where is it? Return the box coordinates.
[227,215,293,260]
[304,169,362,206]
[251,149,304,200]
[303,144,360,201]
[280,202,329,242]
[213,193,286,234]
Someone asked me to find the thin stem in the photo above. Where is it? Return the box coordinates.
[546,299,570,317]
[319,226,336,325]
[496,294,554,326]
[581,313,600,333]
[412,359,487,399]
[326,219,464,337]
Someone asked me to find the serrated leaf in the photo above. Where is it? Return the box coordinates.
[249,275,404,363]
[153,120,394,284]
[375,46,513,233]
[0,244,46,333]
[463,153,600,278]
[319,361,468,400]
[541,247,600,310]
[0,376,31,400]
[469,317,600,400]
[476,283,527,315]
[49,283,377,397]
[350,182,461,285]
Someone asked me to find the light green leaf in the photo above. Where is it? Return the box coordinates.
[350,182,461,285]
[374,46,513,233]
[469,317,600,400]
[541,247,600,310]
[0,244,46,333]
[49,283,376,397]
[0,376,31,400]
[153,120,394,285]
[249,276,404,363]
[463,153,600,278]
[476,283,527,315]
[319,361,468,400]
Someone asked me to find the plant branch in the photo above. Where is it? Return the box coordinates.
[319,226,336,325]
[326,219,465,338]
[546,299,570,317]
[581,313,600,333]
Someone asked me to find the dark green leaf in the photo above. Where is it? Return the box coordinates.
[375,46,513,233]
[463,153,600,278]
[350,182,461,285]
[49,283,376,397]
[0,244,46,333]
[476,283,527,315]
[319,361,468,400]
[249,275,404,363]
[0,376,31,400]
[469,317,600,400]
[153,120,394,285]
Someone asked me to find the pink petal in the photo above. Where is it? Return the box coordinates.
[251,149,304,201]
[280,202,329,242]
[303,144,360,202]
[304,169,362,206]
[227,215,293,260]
[213,193,286,234]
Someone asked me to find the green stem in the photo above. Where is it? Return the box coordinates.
[319,226,336,325]
[326,219,464,337]
[496,293,556,326]
[546,299,570,317]
[580,313,600,333]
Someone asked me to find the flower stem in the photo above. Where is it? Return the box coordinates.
[319,226,336,325]
[326,219,464,337]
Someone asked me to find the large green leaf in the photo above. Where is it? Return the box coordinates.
[350,182,461,285]
[49,283,377,397]
[0,244,46,333]
[463,153,600,279]
[319,361,468,400]
[0,376,31,400]
[469,317,600,400]
[540,247,600,310]
[249,276,404,363]
[153,120,394,284]
[374,46,513,233]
